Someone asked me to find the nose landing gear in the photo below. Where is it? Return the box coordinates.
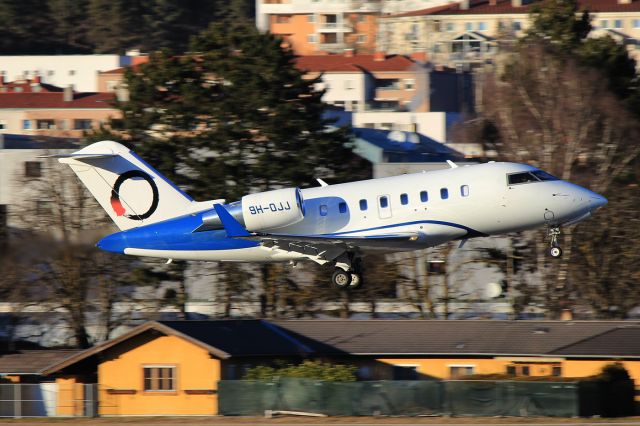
[548,227,563,258]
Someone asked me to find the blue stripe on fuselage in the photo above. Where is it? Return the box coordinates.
[97,211,258,254]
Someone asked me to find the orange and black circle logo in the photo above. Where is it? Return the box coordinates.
[110,170,159,221]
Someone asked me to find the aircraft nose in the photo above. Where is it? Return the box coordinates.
[590,194,608,209]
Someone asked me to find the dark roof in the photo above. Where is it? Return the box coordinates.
[390,0,640,17]
[296,54,417,73]
[353,127,464,162]
[0,133,80,149]
[273,320,640,357]
[157,320,320,357]
[0,92,115,109]
[551,327,640,357]
[41,320,640,375]
[0,350,81,375]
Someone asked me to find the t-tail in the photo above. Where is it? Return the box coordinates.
[54,141,220,231]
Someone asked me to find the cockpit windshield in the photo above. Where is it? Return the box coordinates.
[507,170,559,185]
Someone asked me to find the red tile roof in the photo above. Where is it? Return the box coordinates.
[389,0,640,16]
[295,54,417,73]
[0,79,63,93]
[0,92,116,109]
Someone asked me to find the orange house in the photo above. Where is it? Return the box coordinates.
[23,319,640,416]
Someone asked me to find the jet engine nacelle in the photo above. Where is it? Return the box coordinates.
[241,187,305,231]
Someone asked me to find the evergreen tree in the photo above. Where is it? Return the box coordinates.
[107,22,366,201]
[0,0,56,53]
[48,0,92,53]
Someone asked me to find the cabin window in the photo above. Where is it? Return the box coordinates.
[440,188,448,199]
[460,185,469,197]
[531,170,559,181]
[319,205,328,216]
[380,196,388,208]
[143,366,176,391]
[400,193,408,205]
[339,202,347,213]
[359,199,367,211]
[420,191,428,202]
[507,172,538,185]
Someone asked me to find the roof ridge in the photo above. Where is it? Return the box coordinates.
[548,326,621,354]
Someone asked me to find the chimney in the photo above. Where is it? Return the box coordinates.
[374,51,386,61]
[344,48,354,57]
[560,309,573,321]
[460,0,470,9]
[511,0,522,7]
[33,75,41,84]
[63,85,74,102]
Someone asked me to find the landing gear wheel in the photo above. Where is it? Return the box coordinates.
[547,226,563,259]
[349,273,362,289]
[332,269,352,289]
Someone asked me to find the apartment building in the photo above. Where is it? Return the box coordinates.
[0,54,147,92]
[0,86,118,138]
[380,0,640,67]
[256,0,383,54]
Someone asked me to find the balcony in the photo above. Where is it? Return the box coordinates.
[318,22,353,33]
[318,42,349,52]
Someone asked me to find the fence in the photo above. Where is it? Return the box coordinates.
[0,383,97,417]
[219,379,588,417]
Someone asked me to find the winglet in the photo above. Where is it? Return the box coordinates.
[213,204,250,238]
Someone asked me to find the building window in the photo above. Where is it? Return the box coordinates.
[465,22,473,31]
[379,196,388,208]
[308,34,317,43]
[420,191,428,202]
[357,34,367,43]
[512,21,522,31]
[393,365,419,380]
[477,22,487,31]
[400,193,408,205]
[601,20,609,29]
[0,120,5,130]
[22,120,31,130]
[440,188,449,199]
[47,70,54,76]
[143,366,176,391]
[449,365,475,379]
[359,199,368,211]
[319,205,328,216]
[357,14,366,22]
[446,22,455,31]
[552,366,562,376]
[308,14,315,23]
[24,161,42,178]
[339,202,347,213]
[37,119,56,130]
[404,79,415,90]
[74,119,92,130]
[344,80,354,90]
[460,185,469,197]
[634,19,640,28]
[69,70,76,76]
[614,19,622,28]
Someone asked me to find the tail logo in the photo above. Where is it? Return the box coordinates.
[110,170,159,220]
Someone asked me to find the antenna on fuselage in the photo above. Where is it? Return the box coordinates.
[446,160,459,169]
[316,178,329,187]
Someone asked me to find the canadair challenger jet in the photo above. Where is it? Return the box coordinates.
[53,141,607,289]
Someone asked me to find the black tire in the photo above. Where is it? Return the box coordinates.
[332,269,351,289]
[550,246,563,258]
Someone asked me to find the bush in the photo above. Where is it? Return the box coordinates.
[244,360,357,382]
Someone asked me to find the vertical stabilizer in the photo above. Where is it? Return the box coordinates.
[57,141,195,231]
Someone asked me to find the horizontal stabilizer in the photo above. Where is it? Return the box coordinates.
[38,153,116,160]
[213,204,250,238]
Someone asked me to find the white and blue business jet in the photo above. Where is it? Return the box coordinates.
[54,141,607,289]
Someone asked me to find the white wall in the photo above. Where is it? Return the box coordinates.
[0,55,122,92]
[353,111,448,142]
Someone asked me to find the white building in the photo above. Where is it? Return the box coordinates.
[0,54,140,92]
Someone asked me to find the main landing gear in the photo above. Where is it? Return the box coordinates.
[548,226,563,258]
[331,255,363,290]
